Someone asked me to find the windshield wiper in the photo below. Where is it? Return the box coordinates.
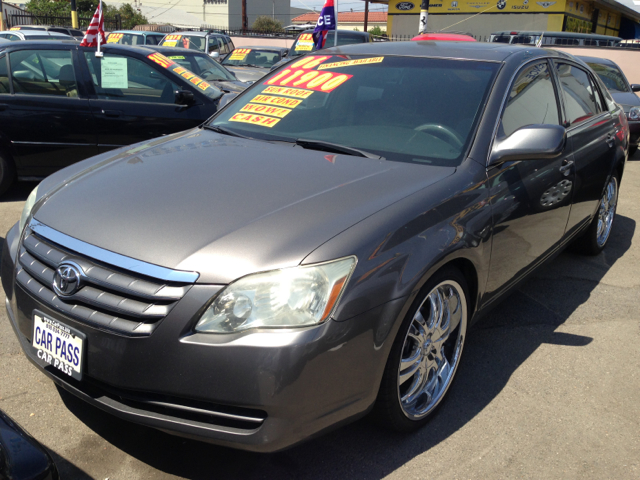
[203,125,252,139]
[295,139,384,160]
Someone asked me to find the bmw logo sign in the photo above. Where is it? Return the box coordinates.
[497,0,506,8]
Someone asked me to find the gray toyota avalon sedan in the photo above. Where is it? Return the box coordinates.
[2,42,627,452]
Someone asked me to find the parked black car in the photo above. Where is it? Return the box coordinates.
[579,55,640,155]
[270,29,372,70]
[0,41,225,194]
[0,409,59,480]
[2,42,628,452]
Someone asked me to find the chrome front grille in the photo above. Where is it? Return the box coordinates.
[16,222,197,336]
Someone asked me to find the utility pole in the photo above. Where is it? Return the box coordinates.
[0,0,4,31]
[363,0,369,32]
[242,0,247,31]
[419,0,428,33]
[70,0,79,28]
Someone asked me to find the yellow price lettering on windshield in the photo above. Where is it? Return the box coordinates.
[250,95,302,108]
[147,53,176,69]
[240,103,292,118]
[164,34,182,40]
[318,57,384,70]
[230,113,281,128]
[168,55,186,60]
[295,33,314,50]
[162,40,177,46]
[107,33,124,43]
[229,48,251,60]
[190,76,203,86]
[295,45,313,51]
[181,71,195,80]
[9,27,20,31]
[198,81,211,91]
[172,66,187,75]
[262,86,313,99]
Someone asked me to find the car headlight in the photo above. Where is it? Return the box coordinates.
[18,185,39,234]
[195,256,357,333]
[628,107,640,121]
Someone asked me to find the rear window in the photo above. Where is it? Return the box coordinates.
[587,62,629,93]
[160,34,206,52]
[209,55,499,167]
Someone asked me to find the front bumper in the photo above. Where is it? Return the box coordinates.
[1,225,405,452]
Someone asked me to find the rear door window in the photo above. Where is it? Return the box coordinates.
[554,62,602,126]
[10,49,78,97]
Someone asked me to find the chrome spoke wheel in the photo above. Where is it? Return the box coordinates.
[596,176,618,248]
[397,280,467,419]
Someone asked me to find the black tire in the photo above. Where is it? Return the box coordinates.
[373,266,470,432]
[573,175,619,256]
[0,152,16,197]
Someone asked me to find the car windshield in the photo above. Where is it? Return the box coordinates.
[146,52,223,100]
[160,34,206,52]
[289,32,366,57]
[222,49,282,68]
[107,33,144,45]
[208,55,498,166]
[164,52,236,81]
[587,62,629,93]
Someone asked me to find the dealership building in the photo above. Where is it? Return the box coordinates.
[382,0,640,38]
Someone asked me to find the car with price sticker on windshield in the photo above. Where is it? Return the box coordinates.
[221,46,288,83]
[2,41,627,452]
[0,42,227,194]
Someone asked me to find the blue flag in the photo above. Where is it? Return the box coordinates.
[312,0,336,49]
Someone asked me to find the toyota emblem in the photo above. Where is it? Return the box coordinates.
[53,263,83,296]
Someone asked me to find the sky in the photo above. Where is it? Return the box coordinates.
[291,0,388,13]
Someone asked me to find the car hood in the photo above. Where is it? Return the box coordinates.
[611,91,640,110]
[33,129,455,284]
[224,66,269,83]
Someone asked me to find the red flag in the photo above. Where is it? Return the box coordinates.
[80,2,106,47]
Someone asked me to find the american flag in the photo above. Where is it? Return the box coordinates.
[312,0,336,49]
[80,1,106,48]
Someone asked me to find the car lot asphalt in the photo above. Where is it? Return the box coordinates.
[1,153,639,480]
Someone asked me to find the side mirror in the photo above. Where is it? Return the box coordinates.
[175,89,195,106]
[631,84,640,93]
[490,124,566,166]
[209,51,220,59]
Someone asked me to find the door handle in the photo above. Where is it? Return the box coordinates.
[606,133,615,148]
[102,109,121,118]
[559,159,574,175]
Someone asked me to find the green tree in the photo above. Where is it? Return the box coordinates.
[252,15,283,33]
[368,26,386,37]
[26,0,70,17]
[116,3,148,29]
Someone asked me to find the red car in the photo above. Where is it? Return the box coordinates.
[412,33,476,41]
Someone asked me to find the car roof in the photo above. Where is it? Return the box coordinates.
[144,45,209,55]
[577,55,617,67]
[491,31,621,41]
[0,30,71,37]
[320,40,570,62]
[231,45,288,52]
[111,30,164,35]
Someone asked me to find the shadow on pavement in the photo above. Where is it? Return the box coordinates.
[48,449,93,480]
[57,215,635,479]
[0,181,39,203]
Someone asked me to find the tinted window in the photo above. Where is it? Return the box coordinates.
[71,30,83,36]
[10,49,78,97]
[0,55,9,94]
[500,62,560,137]
[491,35,512,43]
[6,34,20,41]
[587,62,629,93]
[227,39,235,50]
[210,55,499,166]
[165,53,235,81]
[49,28,68,34]
[145,35,162,45]
[84,52,179,104]
[554,62,601,125]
